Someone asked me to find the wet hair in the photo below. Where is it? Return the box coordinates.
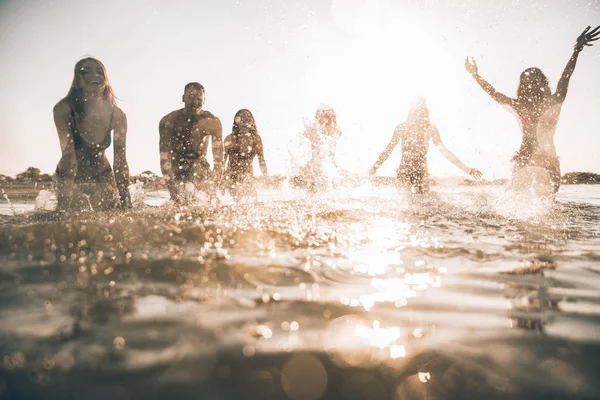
[66,57,116,115]
[315,107,338,128]
[408,95,430,122]
[232,109,257,137]
[184,82,205,94]
[517,68,551,103]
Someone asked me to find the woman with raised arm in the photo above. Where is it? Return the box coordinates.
[223,109,268,200]
[465,25,600,195]
[369,97,482,194]
[54,57,131,211]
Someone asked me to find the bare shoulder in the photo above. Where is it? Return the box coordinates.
[394,123,406,136]
[113,106,127,124]
[201,110,222,125]
[200,110,223,135]
[53,98,71,118]
[160,109,183,126]
[201,110,217,119]
[114,106,126,118]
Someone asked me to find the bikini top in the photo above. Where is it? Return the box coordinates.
[68,101,114,152]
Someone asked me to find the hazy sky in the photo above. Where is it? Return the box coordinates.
[1,0,599,178]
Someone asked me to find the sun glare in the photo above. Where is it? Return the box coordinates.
[301,17,468,175]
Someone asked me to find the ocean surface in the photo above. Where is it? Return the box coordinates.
[1,183,599,399]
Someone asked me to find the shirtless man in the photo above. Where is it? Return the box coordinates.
[159,82,223,203]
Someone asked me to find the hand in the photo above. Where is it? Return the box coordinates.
[68,185,91,211]
[120,195,132,209]
[468,168,483,180]
[167,182,185,204]
[575,25,600,51]
[464,56,478,76]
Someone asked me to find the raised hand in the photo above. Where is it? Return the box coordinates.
[468,168,483,180]
[465,56,478,76]
[575,25,600,51]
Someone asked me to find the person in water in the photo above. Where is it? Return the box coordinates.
[465,25,600,194]
[159,82,223,203]
[293,105,343,191]
[54,57,131,211]
[303,105,342,169]
[223,109,268,200]
[369,97,482,193]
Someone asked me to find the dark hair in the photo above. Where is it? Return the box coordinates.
[517,67,551,103]
[66,57,116,115]
[184,82,205,93]
[315,107,339,135]
[232,109,257,137]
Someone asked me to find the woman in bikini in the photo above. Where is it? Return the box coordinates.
[369,97,482,194]
[54,57,131,211]
[223,109,268,200]
[465,25,600,195]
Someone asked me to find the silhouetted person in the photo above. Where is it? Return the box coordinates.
[303,105,342,169]
[293,105,342,191]
[369,97,482,194]
[159,82,223,203]
[465,25,600,194]
[54,57,131,211]
[223,109,268,200]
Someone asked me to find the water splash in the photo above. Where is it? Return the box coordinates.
[34,189,57,211]
[2,192,16,215]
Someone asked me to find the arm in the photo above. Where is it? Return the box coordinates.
[554,49,580,103]
[369,125,403,175]
[465,57,516,106]
[54,101,78,182]
[555,25,600,103]
[112,108,132,208]
[158,114,178,197]
[222,134,232,171]
[200,135,210,158]
[209,117,224,182]
[430,126,482,179]
[256,135,268,176]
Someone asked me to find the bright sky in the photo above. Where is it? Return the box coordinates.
[1,0,599,179]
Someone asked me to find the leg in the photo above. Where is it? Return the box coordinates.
[192,158,216,196]
[55,178,90,211]
[87,164,120,211]
[54,163,90,211]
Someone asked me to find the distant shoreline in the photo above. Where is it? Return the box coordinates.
[2,171,599,203]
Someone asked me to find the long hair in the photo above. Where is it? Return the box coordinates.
[516,67,551,105]
[232,109,257,138]
[65,57,116,115]
[407,96,430,125]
